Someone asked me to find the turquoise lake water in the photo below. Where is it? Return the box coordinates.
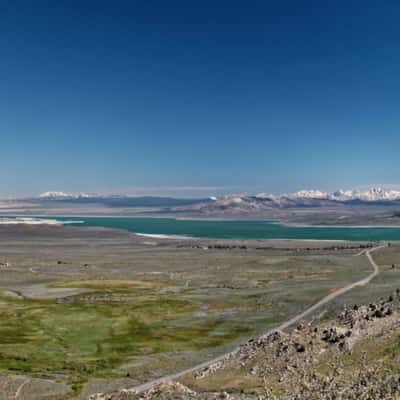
[46,216,400,241]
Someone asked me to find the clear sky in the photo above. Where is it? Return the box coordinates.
[1,1,400,198]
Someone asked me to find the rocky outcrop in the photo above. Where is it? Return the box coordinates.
[89,382,235,400]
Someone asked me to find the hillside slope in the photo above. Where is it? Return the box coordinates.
[91,291,400,399]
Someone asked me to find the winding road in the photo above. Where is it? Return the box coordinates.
[99,244,387,396]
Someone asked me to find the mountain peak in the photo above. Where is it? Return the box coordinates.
[281,187,400,202]
[39,191,92,199]
[204,187,400,214]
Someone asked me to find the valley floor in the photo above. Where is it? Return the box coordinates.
[0,225,398,399]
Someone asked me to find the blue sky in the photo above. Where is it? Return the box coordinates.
[1,1,400,197]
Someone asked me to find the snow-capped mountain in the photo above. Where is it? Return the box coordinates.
[33,192,209,208]
[274,187,400,202]
[39,191,93,199]
[329,188,400,202]
[198,188,400,215]
[288,190,330,200]
[37,187,400,203]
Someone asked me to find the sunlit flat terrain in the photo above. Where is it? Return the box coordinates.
[0,225,376,398]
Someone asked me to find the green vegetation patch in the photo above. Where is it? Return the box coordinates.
[51,279,166,290]
[0,288,252,391]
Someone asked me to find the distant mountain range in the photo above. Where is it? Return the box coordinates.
[35,191,208,208]
[1,188,399,222]
[31,188,400,214]
[37,187,400,202]
[186,188,400,215]
[276,188,400,202]
[39,191,93,199]
[213,188,400,206]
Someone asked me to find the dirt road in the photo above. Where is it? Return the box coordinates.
[93,244,386,396]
